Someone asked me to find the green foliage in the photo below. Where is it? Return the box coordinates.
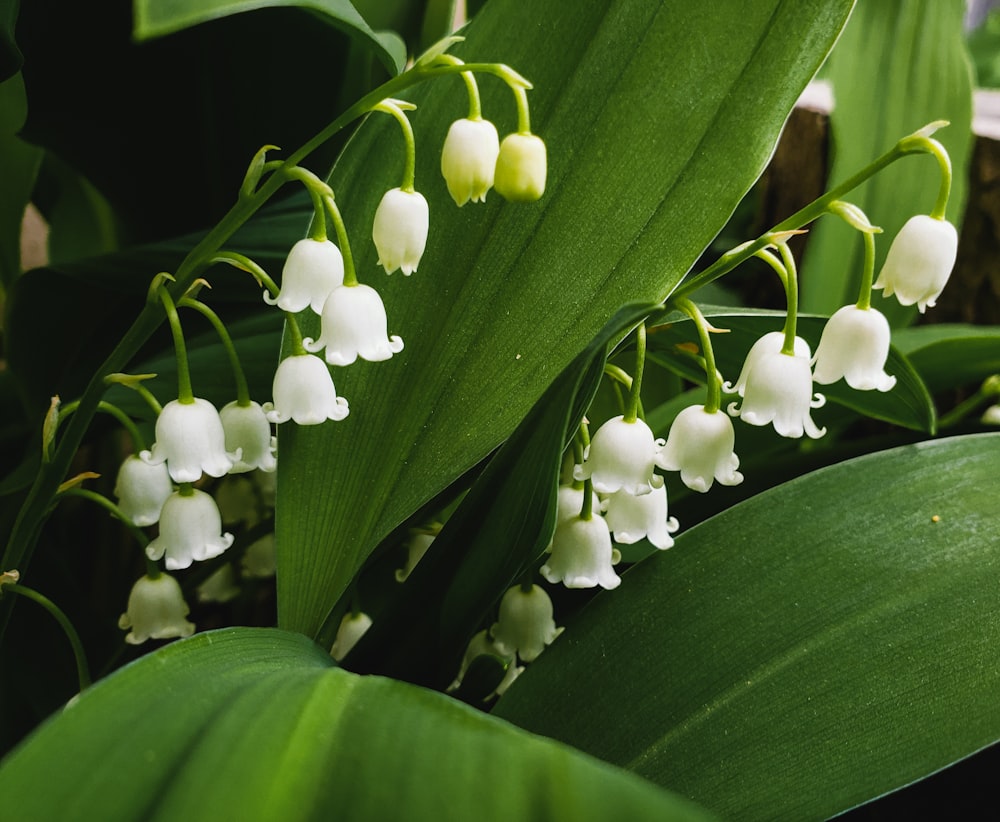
[0,628,716,822]
[496,434,1000,821]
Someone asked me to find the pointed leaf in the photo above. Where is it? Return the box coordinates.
[0,627,715,822]
[277,0,855,637]
[495,433,1000,821]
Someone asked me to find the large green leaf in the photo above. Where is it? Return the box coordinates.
[277,0,856,637]
[893,323,1000,394]
[799,0,974,323]
[0,627,715,822]
[133,0,405,75]
[495,433,1000,820]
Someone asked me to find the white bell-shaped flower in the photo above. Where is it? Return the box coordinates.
[723,331,810,396]
[303,283,404,366]
[196,564,241,604]
[657,404,744,493]
[874,215,958,313]
[812,305,896,392]
[214,474,259,528]
[555,484,600,523]
[490,584,564,663]
[441,117,501,206]
[604,485,679,550]
[114,454,173,526]
[118,573,195,645]
[140,398,237,483]
[220,400,277,473]
[541,514,621,590]
[330,611,373,661]
[729,350,826,439]
[146,488,235,571]
[241,533,277,578]
[264,238,344,314]
[574,415,664,496]
[372,187,429,275]
[446,629,522,699]
[395,530,437,582]
[264,354,349,425]
[494,133,547,202]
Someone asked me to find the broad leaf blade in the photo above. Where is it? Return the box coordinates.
[495,433,1000,821]
[277,0,855,637]
[0,627,716,822]
[133,0,405,75]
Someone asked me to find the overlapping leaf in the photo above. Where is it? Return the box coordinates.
[496,433,1000,821]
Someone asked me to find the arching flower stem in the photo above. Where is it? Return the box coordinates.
[436,54,483,119]
[179,296,251,407]
[152,279,195,404]
[323,194,358,287]
[673,298,723,414]
[373,99,418,193]
[57,400,149,453]
[61,487,150,550]
[753,246,798,356]
[623,323,646,424]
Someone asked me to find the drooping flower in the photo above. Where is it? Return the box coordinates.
[982,404,1000,425]
[214,474,259,528]
[196,564,241,604]
[372,187,429,275]
[723,331,810,397]
[241,533,277,578]
[395,528,438,583]
[330,611,373,662]
[446,629,522,699]
[140,398,237,483]
[441,117,501,206]
[555,484,600,524]
[874,215,958,313]
[220,400,277,473]
[118,573,195,644]
[812,305,896,392]
[604,485,679,550]
[303,283,404,366]
[541,514,621,590]
[494,133,547,202]
[264,238,344,314]
[490,584,564,663]
[657,404,743,493]
[263,354,349,425]
[729,349,826,439]
[574,415,664,496]
[114,454,174,527]
[146,488,234,571]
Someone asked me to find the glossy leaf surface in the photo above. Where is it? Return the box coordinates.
[496,433,1000,821]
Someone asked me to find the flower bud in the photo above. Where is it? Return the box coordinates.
[441,117,501,206]
[874,215,958,313]
[372,187,429,275]
[494,133,547,202]
[330,611,373,661]
[118,573,194,644]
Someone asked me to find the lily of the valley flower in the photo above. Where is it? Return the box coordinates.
[494,133,547,202]
[658,404,744,492]
[447,629,522,699]
[118,573,195,644]
[241,533,277,578]
[196,564,241,604]
[729,349,826,439]
[303,283,404,366]
[140,398,237,483]
[874,215,958,313]
[114,454,173,527]
[264,238,344,314]
[490,584,564,663]
[220,400,277,473]
[146,488,234,571]
[541,514,621,590]
[331,611,373,661]
[604,485,679,550]
[395,529,437,583]
[264,354,349,425]
[372,187,429,275]
[441,117,501,206]
[574,415,664,495]
[812,305,896,392]
[723,331,810,397]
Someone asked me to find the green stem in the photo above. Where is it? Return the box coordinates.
[674,298,722,413]
[58,400,149,453]
[580,478,594,520]
[512,85,531,134]
[437,55,483,119]
[2,583,91,690]
[132,383,163,416]
[777,242,799,355]
[0,56,534,641]
[917,138,952,219]
[674,128,949,300]
[156,286,194,403]
[212,252,281,298]
[856,229,876,311]
[603,364,645,419]
[375,100,417,193]
[284,313,307,355]
[623,324,646,423]
[62,487,151,549]
[323,195,358,287]
[180,298,251,406]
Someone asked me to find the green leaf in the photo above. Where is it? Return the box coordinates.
[799,0,974,324]
[648,307,936,433]
[133,0,405,75]
[277,0,856,637]
[0,627,716,822]
[892,323,1000,394]
[495,433,1000,821]
[0,0,20,81]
